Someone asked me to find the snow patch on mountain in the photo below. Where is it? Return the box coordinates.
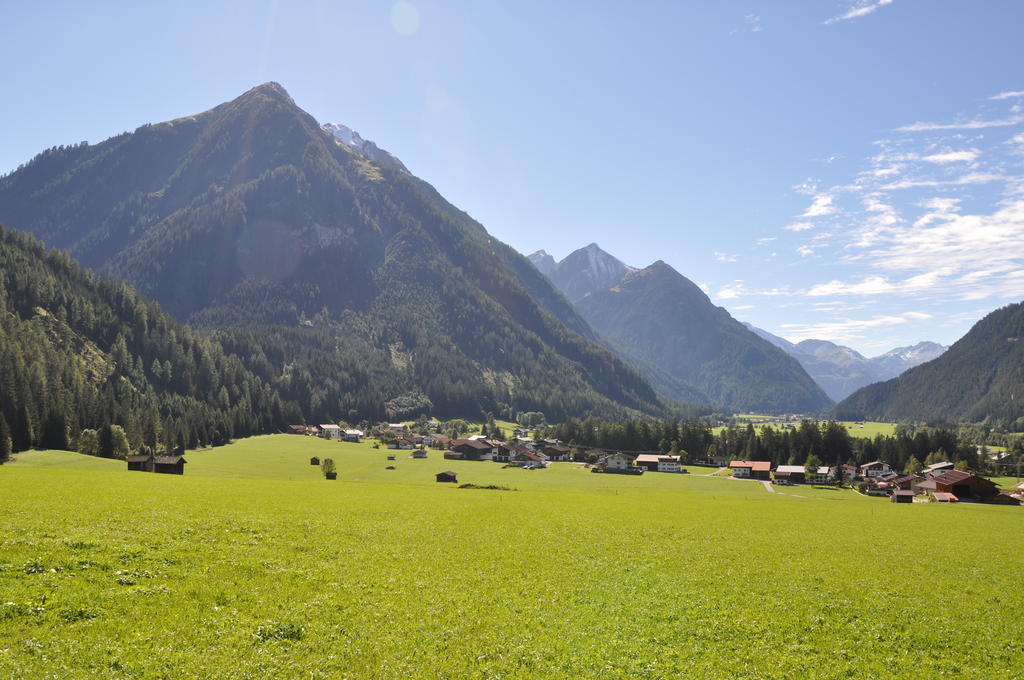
[322,122,408,173]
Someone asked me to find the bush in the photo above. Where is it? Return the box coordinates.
[320,458,336,476]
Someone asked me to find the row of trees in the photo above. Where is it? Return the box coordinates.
[542,417,995,473]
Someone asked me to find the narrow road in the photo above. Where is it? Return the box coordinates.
[760,480,775,493]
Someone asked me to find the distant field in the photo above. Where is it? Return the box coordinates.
[714,419,897,439]
[2,435,1022,679]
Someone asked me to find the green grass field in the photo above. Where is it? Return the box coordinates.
[714,419,897,439]
[2,435,1023,678]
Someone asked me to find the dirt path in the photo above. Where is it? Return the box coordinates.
[760,480,775,493]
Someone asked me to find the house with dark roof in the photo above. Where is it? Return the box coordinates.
[153,455,186,475]
[126,454,154,472]
[541,444,571,462]
[435,471,457,483]
[635,454,682,472]
[287,425,307,435]
[449,438,494,460]
[891,489,915,503]
[730,460,771,480]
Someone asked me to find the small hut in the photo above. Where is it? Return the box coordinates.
[310,456,320,466]
[435,471,458,483]
[891,490,915,503]
[126,454,153,472]
[153,455,186,475]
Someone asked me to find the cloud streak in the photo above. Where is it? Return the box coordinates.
[824,0,895,25]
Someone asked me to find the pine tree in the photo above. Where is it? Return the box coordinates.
[0,414,11,463]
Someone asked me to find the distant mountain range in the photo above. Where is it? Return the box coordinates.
[531,245,833,413]
[834,301,1024,423]
[0,83,663,423]
[743,324,947,401]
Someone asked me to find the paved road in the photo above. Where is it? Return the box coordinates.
[760,480,775,493]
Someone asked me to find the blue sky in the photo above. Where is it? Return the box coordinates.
[2,1,1023,354]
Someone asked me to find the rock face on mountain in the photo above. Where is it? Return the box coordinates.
[835,302,1024,424]
[743,323,948,401]
[0,83,663,422]
[529,244,635,303]
[573,260,833,413]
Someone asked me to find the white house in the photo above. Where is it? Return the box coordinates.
[342,429,363,442]
[859,461,891,478]
[599,452,634,471]
[388,423,407,434]
[319,424,342,440]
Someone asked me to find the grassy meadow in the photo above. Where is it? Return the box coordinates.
[2,434,1023,679]
[714,419,897,438]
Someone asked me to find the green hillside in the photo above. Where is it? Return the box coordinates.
[0,226,290,457]
[835,301,1024,425]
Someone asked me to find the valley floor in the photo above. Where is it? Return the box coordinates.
[2,435,1022,678]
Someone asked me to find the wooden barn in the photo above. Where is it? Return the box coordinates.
[773,465,806,484]
[435,471,457,483]
[310,457,320,466]
[918,470,998,500]
[891,490,915,503]
[126,454,153,472]
[153,455,186,475]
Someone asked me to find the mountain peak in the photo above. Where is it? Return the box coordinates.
[322,121,408,172]
[544,243,633,302]
[238,82,295,106]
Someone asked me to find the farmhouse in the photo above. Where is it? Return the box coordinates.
[859,461,891,478]
[388,423,407,434]
[773,465,806,484]
[411,449,427,459]
[319,424,342,440]
[153,455,186,475]
[342,429,363,442]
[432,435,451,450]
[435,471,457,483]
[287,425,307,435]
[511,450,547,467]
[542,444,571,462]
[730,460,771,480]
[450,438,494,460]
[126,454,153,472]
[634,454,682,472]
[918,470,999,500]
[808,466,834,484]
[597,452,638,473]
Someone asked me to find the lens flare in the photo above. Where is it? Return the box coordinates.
[390,1,420,36]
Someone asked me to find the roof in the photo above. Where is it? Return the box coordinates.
[892,490,916,496]
[925,461,954,471]
[859,460,886,469]
[343,429,363,435]
[288,424,306,431]
[451,438,492,450]
[153,455,186,465]
[933,492,958,502]
[126,454,152,463]
[930,469,975,485]
[1015,481,1024,491]
[436,470,457,476]
[543,444,572,453]
[636,454,681,463]
[775,465,805,474]
[388,423,406,428]
[730,460,772,471]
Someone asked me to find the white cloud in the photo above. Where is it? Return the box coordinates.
[801,193,837,217]
[880,171,1004,191]
[714,251,738,263]
[920,149,980,164]
[784,221,815,232]
[824,0,894,25]
[896,115,1024,132]
[779,311,932,345]
[797,245,814,256]
[990,91,1024,101]
[757,237,777,246]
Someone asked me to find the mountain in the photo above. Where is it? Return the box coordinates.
[834,301,1024,424]
[743,323,948,401]
[573,260,833,413]
[872,341,947,377]
[0,83,662,423]
[322,122,409,172]
[527,250,557,276]
[530,244,635,302]
[0,225,291,457]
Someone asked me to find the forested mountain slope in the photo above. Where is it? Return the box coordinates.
[834,301,1024,425]
[0,226,293,458]
[575,261,833,413]
[0,83,661,422]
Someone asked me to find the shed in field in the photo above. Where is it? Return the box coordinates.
[891,490,915,503]
[126,454,154,472]
[436,471,458,483]
[153,455,186,475]
[310,456,320,466]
